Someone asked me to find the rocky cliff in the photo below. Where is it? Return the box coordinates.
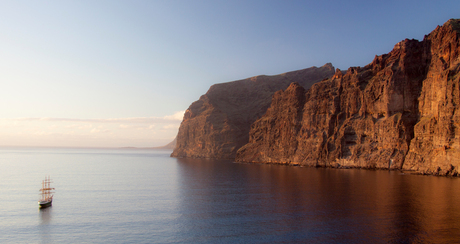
[236,19,460,176]
[171,64,336,159]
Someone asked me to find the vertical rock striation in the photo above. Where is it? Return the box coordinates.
[404,19,460,175]
[171,64,336,159]
[236,19,460,176]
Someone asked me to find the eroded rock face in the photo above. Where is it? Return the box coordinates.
[236,19,460,176]
[171,64,336,159]
[404,19,460,176]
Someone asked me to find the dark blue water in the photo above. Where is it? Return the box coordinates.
[1,147,460,243]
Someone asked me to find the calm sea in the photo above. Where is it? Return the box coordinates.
[1,147,460,243]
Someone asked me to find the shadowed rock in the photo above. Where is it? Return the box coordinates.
[171,64,335,159]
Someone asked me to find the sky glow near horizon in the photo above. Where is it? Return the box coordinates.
[1,0,459,147]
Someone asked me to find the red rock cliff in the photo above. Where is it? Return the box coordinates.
[171,64,335,159]
[236,19,460,176]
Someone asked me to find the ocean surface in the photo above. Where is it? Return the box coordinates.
[1,147,460,243]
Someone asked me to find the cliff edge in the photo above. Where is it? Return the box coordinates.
[171,64,336,159]
[236,19,460,176]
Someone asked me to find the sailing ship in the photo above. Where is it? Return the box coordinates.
[38,176,55,208]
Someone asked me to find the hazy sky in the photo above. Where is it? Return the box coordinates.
[1,0,459,148]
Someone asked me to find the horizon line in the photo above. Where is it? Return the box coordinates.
[0,145,174,150]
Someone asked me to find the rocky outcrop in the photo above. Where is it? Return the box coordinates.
[171,64,336,159]
[236,19,460,176]
[404,19,460,176]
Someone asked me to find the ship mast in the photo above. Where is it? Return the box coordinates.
[39,176,54,201]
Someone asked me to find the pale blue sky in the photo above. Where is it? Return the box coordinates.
[0,0,458,147]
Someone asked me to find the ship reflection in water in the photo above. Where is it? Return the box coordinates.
[39,206,52,223]
[39,206,52,243]
[175,158,460,243]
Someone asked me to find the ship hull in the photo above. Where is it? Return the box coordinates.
[39,200,52,209]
